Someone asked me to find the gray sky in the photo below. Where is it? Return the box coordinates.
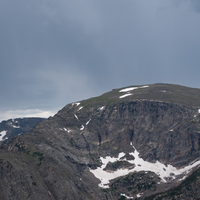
[0,0,200,121]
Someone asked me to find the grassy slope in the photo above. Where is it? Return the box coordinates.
[81,83,200,108]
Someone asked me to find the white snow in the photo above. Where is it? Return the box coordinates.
[63,128,71,133]
[12,119,18,123]
[72,102,81,106]
[120,194,133,199]
[178,175,187,181]
[86,119,91,125]
[136,193,143,198]
[119,85,149,93]
[77,106,83,111]
[12,125,20,128]
[74,114,79,120]
[198,109,200,113]
[170,130,173,132]
[90,142,200,188]
[99,106,105,110]
[119,93,133,99]
[119,87,138,93]
[119,85,149,99]
[0,131,7,141]
[80,125,84,130]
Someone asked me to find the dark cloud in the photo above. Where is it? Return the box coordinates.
[0,0,200,120]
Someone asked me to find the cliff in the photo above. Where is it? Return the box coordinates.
[1,84,200,199]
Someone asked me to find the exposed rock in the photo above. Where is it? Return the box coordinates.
[0,84,200,199]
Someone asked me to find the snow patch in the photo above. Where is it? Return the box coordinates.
[74,114,79,120]
[99,106,105,110]
[119,85,149,99]
[12,125,20,128]
[170,130,173,132]
[120,194,133,199]
[119,93,133,99]
[137,193,143,198]
[77,106,83,111]
[119,85,149,93]
[86,119,91,125]
[63,128,71,133]
[0,131,7,141]
[90,142,200,188]
[80,125,84,130]
[198,109,200,114]
[72,102,81,106]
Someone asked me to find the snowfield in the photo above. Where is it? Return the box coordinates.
[90,142,200,188]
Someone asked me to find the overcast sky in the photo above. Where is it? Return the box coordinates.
[0,0,200,121]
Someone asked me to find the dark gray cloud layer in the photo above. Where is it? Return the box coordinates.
[0,0,200,119]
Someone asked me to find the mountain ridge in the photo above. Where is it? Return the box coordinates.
[1,83,200,199]
[0,117,45,145]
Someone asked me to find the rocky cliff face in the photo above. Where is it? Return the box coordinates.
[1,84,200,199]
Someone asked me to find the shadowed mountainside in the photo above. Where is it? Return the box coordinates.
[0,117,45,145]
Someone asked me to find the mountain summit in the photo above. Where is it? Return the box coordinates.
[1,83,200,199]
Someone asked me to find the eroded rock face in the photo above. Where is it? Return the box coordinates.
[1,84,200,199]
[54,100,199,167]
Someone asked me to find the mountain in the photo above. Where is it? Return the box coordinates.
[1,83,200,199]
[0,118,45,145]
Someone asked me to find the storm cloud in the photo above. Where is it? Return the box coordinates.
[0,0,200,121]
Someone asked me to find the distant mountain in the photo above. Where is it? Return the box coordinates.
[0,118,45,145]
[1,84,200,199]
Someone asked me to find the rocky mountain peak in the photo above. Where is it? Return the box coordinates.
[1,83,200,199]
